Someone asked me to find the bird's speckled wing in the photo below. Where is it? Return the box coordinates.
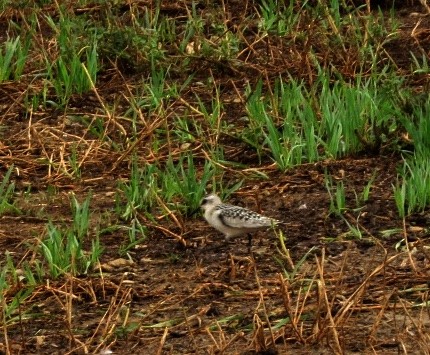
[216,204,276,229]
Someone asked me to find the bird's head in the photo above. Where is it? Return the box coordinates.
[200,193,222,211]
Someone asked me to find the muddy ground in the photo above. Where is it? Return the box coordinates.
[1,1,430,354]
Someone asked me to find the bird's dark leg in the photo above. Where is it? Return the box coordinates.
[247,234,252,252]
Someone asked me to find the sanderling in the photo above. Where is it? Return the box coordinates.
[200,193,279,248]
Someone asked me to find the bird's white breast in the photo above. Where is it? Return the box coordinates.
[204,207,243,239]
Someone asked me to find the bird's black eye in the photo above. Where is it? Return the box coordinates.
[201,198,208,205]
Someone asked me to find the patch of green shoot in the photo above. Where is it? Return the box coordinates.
[394,152,430,217]
[39,193,103,279]
[0,165,20,215]
[118,218,147,256]
[163,154,216,215]
[354,172,376,208]
[325,173,347,216]
[0,35,29,82]
[118,158,160,220]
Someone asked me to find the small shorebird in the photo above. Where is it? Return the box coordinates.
[200,193,279,248]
